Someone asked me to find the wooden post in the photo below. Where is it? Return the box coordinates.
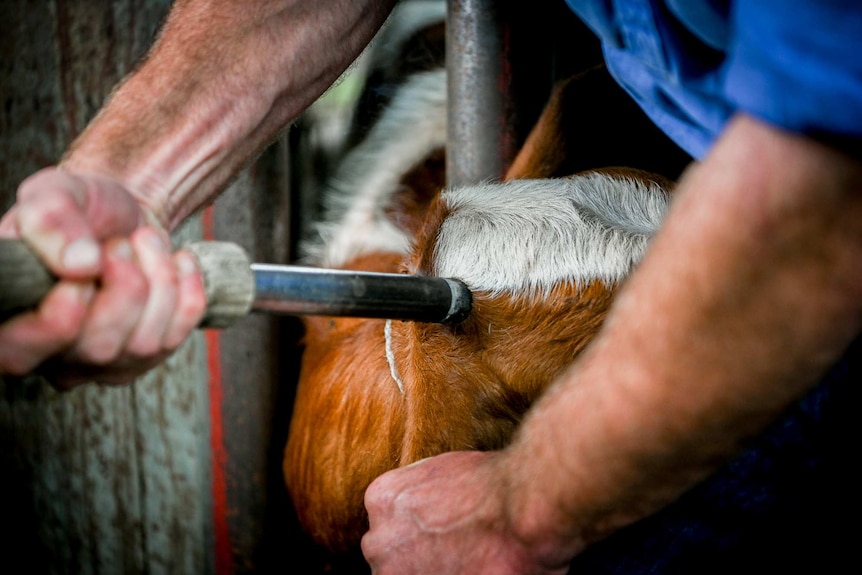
[203,137,305,574]
[0,2,304,573]
[0,2,215,573]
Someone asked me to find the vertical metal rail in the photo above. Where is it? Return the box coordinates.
[445,0,565,187]
[446,0,520,186]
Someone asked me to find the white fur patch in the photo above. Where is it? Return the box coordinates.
[433,174,670,297]
[302,68,447,267]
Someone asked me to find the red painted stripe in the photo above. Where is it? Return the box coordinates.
[203,206,234,575]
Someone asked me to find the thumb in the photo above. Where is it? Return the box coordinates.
[13,168,146,278]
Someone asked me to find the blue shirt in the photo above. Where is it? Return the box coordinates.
[565,0,862,159]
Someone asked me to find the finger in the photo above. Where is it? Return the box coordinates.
[364,469,400,521]
[15,169,102,278]
[14,168,144,278]
[124,227,179,356]
[163,250,207,349]
[0,205,19,237]
[0,281,94,375]
[69,239,149,364]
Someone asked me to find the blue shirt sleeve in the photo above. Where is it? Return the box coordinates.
[724,0,862,151]
[565,0,862,159]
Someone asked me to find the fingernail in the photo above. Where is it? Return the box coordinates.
[110,240,134,261]
[54,281,95,306]
[62,238,100,271]
[143,228,168,252]
[77,282,95,305]
[176,252,199,277]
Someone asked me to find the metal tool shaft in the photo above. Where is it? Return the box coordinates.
[252,264,472,324]
[0,239,472,326]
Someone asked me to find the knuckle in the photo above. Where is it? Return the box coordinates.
[179,290,207,324]
[364,477,387,505]
[76,336,122,366]
[0,329,58,377]
[41,285,91,340]
[52,316,81,346]
[51,312,86,343]
[163,303,205,350]
[126,333,162,359]
[152,260,180,291]
[124,269,152,303]
[0,355,36,376]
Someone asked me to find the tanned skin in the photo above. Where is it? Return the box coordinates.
[361,116,862,573]
[0,0,397,387]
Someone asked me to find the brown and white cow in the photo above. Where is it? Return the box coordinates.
[282,51,679,560]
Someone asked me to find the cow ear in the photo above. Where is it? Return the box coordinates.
[503,75,575,181]
[504,64,692,184]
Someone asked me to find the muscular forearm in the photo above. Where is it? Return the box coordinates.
[63,0,396,230]
[503,115,862,560]
[0,0,396,384]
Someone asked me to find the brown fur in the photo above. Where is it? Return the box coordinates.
[283,68,677,554]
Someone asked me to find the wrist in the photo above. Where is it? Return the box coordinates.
[47,164,169,237]
[497,441,587,568]
[58,154,171,232]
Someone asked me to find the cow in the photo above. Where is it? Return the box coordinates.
[281,8,690,568]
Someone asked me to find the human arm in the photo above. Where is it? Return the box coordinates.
[0,0,397,387]
[361,114,862,573]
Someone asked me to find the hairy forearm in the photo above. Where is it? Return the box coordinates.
[62,0,396,230]
[504,115,862,559]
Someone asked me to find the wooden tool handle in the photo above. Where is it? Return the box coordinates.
[0,238,57,322]
[0,238,254,328]
[183,241,254,328]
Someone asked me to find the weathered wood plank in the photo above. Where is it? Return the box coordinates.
[208,144,306,574]
[0,2,215,573]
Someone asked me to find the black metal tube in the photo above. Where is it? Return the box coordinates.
[251,264,472,324]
